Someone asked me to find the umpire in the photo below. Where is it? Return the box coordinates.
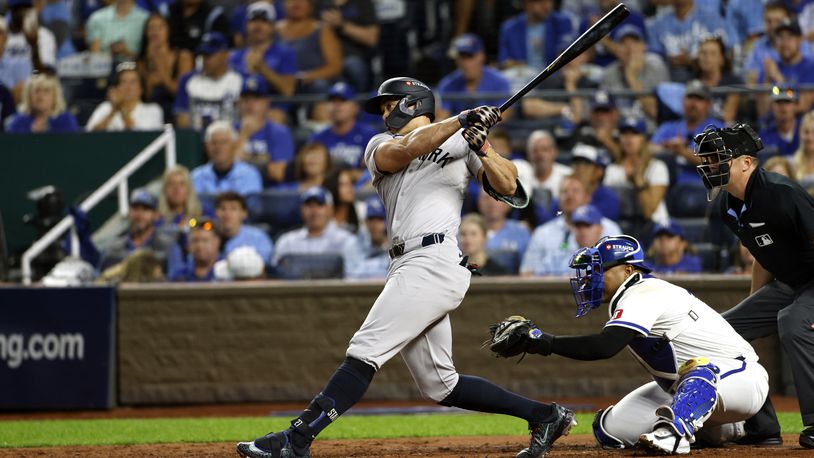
[694,124,814,448]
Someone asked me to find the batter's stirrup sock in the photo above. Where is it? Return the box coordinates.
[439,375,556,423]
[289,357,376,449]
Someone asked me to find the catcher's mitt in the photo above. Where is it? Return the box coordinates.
[487,315,541,359]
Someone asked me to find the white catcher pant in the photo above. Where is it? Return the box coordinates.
[603,357,769,447]
[346,240,471,402]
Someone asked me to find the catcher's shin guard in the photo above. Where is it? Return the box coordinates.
[654,357,720,442]
[592,406,626,449]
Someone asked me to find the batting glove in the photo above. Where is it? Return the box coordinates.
[462,124,491,156]
[458,105,501,129]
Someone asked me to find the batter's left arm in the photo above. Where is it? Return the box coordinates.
[476,150,518,196]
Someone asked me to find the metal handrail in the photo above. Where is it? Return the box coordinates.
[21,124,177,285]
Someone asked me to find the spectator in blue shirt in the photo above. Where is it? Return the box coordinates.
[760,85,801,157]
[568,143,620,221]
[214,191,274,264]
[651,79,724,184]
[744,2,811,85]
[647,221,702,274]
[175,32,244,130]
[309,81,376,172]
[437,34,511,119]
[235,74,295,185]
[346,196,389,280]
[478,191,530,256]
[497,0,573,70]
[272,186,361,276]
[578,0,648,67]
[726,0,764,46]
[169,217,221,282]
[98,189,176,271]
[647,0,733,81]
[758,18,814,112]
[230,1,286,47]
[229,2,297,97]
[5,73,79,133]
[191,121,264,196]
[0,21,28,101]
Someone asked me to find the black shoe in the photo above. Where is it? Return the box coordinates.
[733,433,783,446]
[236,430,311,458]
[801,426,814,449]
[516,403,576,458]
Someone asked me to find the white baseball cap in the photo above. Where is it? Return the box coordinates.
[214,246,265,280]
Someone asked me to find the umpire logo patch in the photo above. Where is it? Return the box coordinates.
[755,234,774,247]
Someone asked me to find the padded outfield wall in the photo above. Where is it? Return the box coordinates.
[117,276,782,405]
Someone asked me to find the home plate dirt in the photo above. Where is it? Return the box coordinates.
[0,434,808,457]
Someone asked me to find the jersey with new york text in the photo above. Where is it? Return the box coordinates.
[605,273,757,391]
[364,131,482,243]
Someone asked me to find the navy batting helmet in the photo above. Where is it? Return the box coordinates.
[568,235,651,317]
[364,77,435,131]
[693,123,762,200]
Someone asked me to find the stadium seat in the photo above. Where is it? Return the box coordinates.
[673,217,708,244]
[666,182,711,217]
[486,249,520,275]
[274,253,344,279]
[692,243,721,272]
[609,185,639,220]
[245,189,303,235]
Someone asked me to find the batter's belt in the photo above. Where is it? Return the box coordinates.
[389,233,445,259]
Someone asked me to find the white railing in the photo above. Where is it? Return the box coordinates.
[21,125,177,285]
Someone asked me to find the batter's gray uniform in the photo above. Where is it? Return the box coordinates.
[345,131,482,401]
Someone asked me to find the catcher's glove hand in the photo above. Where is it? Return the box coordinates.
[487,315,542,359]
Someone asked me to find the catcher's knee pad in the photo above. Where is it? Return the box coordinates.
[656,357,720,442]
[592,406,626,449]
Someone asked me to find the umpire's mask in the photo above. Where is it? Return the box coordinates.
[693,124,763,201]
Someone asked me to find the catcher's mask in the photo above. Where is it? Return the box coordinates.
[693,123,762,201]
[364,77,436,132]
[568,235,651,317]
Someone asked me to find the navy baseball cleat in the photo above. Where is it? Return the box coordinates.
[236,430,311,458]
[801,426,814,448]
[516,403,576,458]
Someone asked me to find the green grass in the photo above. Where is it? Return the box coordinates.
[0,412,804,448]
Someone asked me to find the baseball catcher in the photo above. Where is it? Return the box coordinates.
[488,235,770,454]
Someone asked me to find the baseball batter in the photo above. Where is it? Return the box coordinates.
[489,235,769,455]
[237,77,574,458]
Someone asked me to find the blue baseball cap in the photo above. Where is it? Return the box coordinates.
[197,32,229,55]
[653,221,685,239]
[247,1,276,22]
[619,116,647,134]
[452,34,483,56]
[328,81,355,101]
[130,189,157,209]
[300,186,334,206]
[365,197,386,220]
[571,205,602,226]
[613,23,645,41]
[241,74,269,96]
[571,143,611,169]
[590,90,616,111]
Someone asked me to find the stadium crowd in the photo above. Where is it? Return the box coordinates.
[12,0,814,282]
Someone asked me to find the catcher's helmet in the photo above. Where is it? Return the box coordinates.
[693,123,763,200]
[568,235,651,317]
[364,77,436,131]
